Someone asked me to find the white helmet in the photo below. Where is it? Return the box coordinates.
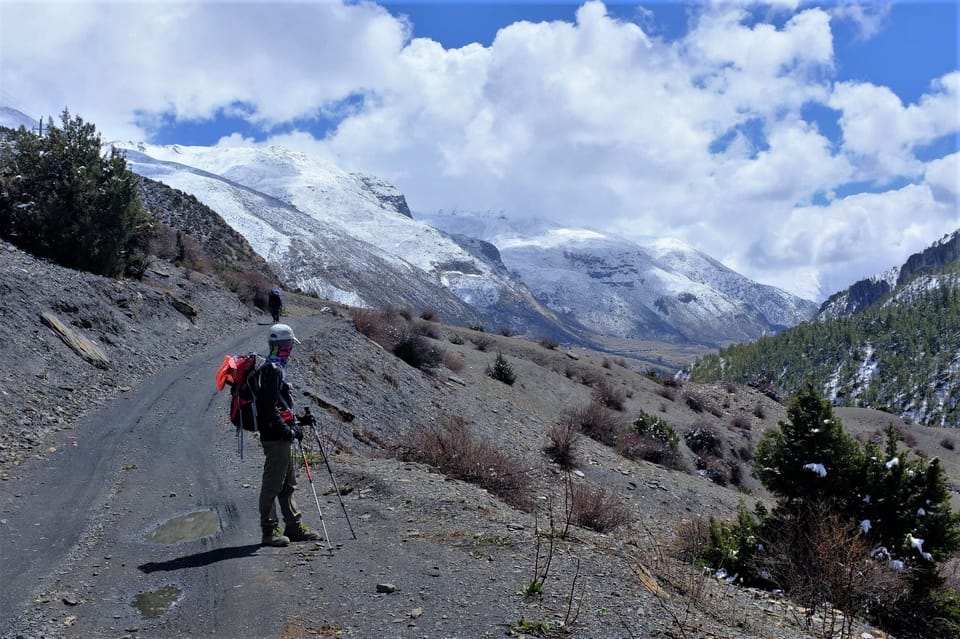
[268,323,300,345]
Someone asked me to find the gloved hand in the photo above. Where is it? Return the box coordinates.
[297,412,316,427]
[291,423,304,441]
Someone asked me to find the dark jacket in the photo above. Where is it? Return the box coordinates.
[254,360,294,441]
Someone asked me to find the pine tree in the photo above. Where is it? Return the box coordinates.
[754,385,861,512]
[0,109,149,277]
[486,352,516,385]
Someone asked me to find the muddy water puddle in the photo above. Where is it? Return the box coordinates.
[132,584,182,618]
[145,509,220,543]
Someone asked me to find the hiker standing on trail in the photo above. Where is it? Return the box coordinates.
[257,323,321,547]
[267,288,283,323]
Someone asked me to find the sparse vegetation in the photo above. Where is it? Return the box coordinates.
[394,416,533,511]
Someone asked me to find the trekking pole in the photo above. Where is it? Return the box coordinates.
[295,438,332,549]
[303,408,357,539]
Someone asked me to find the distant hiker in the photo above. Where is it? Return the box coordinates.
[267,288,283,323]
[255,323,321,547]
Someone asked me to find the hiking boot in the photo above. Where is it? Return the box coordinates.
[284,524,321,542]
[261,528,290,547]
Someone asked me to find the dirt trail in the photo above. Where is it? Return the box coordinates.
[1,318,332,637]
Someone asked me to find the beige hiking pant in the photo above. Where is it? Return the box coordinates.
[259,439,302,534]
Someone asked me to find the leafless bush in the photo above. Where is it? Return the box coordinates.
[684,425,723,457]
[617,433,687,471]
[539,336,559,350]
[752,402,766,419]
[656,385,676,401]
[499,326,513,337]
[414,320,443,339]
[578,367,604,388]
[695,455,740,487]
[544,417,581,470]
[601,358,611,369]
[392,331,444,370]
[730,413,751,431]
[593,379,626,411]
[683,391,707,413]
[756,504,909,639]
[419,307,438,321]
[569,483,631,532]
[724,381,737,393]
[565,401,628,447]
[941,437,956,451]
[442,350,464,373]
[671,517,711,563]
[396,416,533,511]
[471,334,493,352]
[351,307,401,343]
[221,270,275,307]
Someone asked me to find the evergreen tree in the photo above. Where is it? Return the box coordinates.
[0,109,149,277]
[754,386,862,512]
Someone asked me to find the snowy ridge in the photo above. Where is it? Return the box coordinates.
[118,142,817,346]
[420,210,818,346]
[117,143,570,336]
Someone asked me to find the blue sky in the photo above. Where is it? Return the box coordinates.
[0,0,957,300]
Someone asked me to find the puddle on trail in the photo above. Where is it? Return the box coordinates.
[144,509,220,544]
[132,584,182,619]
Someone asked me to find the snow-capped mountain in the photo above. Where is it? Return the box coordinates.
[112,140,816,347]
[116,143,575,339]
[419,210,818,346]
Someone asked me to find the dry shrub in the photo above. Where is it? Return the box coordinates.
[601,358,612,369]
[941,437,956,451]
[414,320,443,339]
[578,367,604,388]
[471,334,493,352]
[730,413,751,431]
[684,425,723,457]
[499,326,513,337]
[696,455,740,487]
[539,336,559,350]
[351,307,396,341]
[671,517,711,563]
[683,391,707,413]
[569,483,631,532]
[757,504,909,639]
[396,416,533,511]
[617,433,687,471]
[565,401,628,447]
[593,379,626,412]
[442,350,464,373]
[221,270,275,307]
[752,402,766,419]
[656,385,676,401]
[419,307,438,321]
[392,331,444,370]
[544,417,581,470]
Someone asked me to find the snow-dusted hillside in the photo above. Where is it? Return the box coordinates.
[117,143,573,337]
[113,141,817,346]
[419,210,818,346]
[0,107,39,132]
